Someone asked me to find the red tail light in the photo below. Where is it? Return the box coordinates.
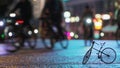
[16,19,24,24]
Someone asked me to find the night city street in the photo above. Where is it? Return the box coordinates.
[0,0,120,68]
[0,39,119,68]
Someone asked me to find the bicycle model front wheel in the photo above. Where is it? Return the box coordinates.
[100,47,116,64]
[82,49,92,64]
[116,29,120,46]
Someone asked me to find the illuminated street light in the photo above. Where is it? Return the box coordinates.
[64,11,71,18]
[95,14,102,19]
[65,18,70,23]
[100,32,104,37]
[93,18,103,30]
[86,18,92,24]
[102,14,111,20]
[70,17,76,23]
[70,32,74,37]
[75,16,80,22]
[74,34,79,39]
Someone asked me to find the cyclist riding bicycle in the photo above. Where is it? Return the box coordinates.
[11,0,33,42]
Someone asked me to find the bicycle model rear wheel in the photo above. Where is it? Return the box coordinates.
[101,47,116,64]
[116,29,120,46]
[82,49,92,64]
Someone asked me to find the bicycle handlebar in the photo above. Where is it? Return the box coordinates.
[92,41,106,46]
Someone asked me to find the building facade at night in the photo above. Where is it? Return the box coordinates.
[65,0,115,16]
[63,0,117,39]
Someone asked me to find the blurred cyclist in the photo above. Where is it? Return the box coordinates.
[11,0,33,44]
[41,0,64,37]
[80,5,94,46]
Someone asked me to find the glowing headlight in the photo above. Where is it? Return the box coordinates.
[86,18,92,24]
[28,30,32,35]
[70,32,74,37]
[0,21,4,26]
[8,32,13,37]
[34,29,38,34]
[15,22,19,25]
[9,13,16,17]
[100,32,104,37]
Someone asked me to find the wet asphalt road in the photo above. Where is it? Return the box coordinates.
[0,40,120,68]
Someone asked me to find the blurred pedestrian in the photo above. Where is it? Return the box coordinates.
[51,0,64,37]
[114,0,120,29]
[80,5,94,46]
[39,0,51,38]
[41,0,64,37]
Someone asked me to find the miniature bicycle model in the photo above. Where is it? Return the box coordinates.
[82,41,116,64]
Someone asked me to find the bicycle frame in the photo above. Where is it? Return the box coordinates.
[92,41,106,58]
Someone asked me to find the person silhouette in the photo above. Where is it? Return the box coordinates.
[80,5,94,46]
